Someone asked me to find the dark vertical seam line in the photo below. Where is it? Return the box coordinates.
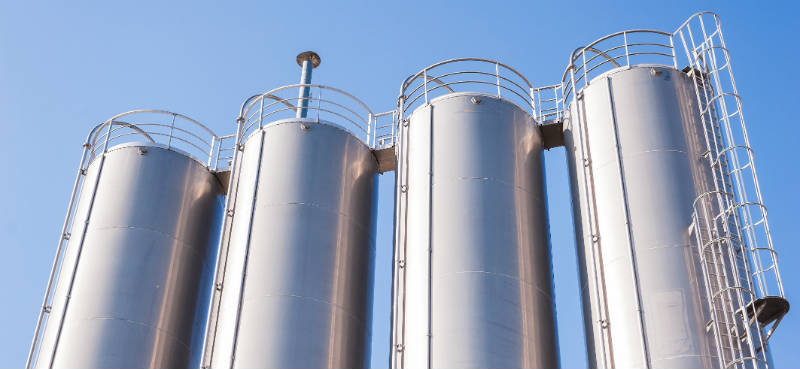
[606,77,652,368]
[427,104,434,369]
[577,93,615,369]
[228,129,267,368]
[400,112,410,369]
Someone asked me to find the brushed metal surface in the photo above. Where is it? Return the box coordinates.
[34,144,225,368]
[392,93,558,369]
[206,121,378,369]
[564,65,718,369]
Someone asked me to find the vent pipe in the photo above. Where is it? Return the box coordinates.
[295,51,321,118]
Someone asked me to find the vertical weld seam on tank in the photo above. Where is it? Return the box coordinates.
[426,104,434,369]
[228,129,267,368]
[47,153,108,368]
[605,76,652,368]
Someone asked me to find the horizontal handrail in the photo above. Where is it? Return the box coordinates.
[398,58,535,116]
[84,110,225,170]
[236,84,374,147]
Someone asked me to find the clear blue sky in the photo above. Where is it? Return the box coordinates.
[1,1,797,368]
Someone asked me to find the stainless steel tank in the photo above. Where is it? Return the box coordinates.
[391,59,558,369]
[30,112,226,368]
[202,83,379,369]
[563,64,719,368]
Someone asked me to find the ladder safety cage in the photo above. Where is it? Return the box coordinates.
[26,110,223,369]
[532,83,565,123]
[675,11,787,368]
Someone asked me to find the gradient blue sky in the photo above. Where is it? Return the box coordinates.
[1,1,798,368]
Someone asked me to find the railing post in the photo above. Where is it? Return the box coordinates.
[623,31,631,67]
[392,110,397,147]
[258,98,265,129]
[669,35,677,69]
[316,86,322,123]
[581,50,588,89]
[207,136,216,168]
[367,113,373,147]
[495,62,502,98]
[167,113,177,150]
[423,69,429,105]
[102,120,114,152]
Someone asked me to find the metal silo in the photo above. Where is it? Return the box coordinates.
[390,58,559,369]
[26,110,229,368]
[559,12,788,369]
[202,52,380,369]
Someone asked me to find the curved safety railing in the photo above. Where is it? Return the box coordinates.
[398,58,535,116]
[532,83,564,122]
[676,12,786,369]
[236,84,378,146]
[25,110,224,369]
[83,110,229,170]
[561,29,676,106]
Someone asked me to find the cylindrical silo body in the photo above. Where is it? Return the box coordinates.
[392,93,559,369]
[34,143,224,368]
[563,65,719,369]
[205,120,378,368]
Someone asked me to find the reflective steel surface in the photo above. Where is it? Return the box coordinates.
[392,93,559,369]
[34,144,225,368]
[205,121,378,369]
[564,65,718,368]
